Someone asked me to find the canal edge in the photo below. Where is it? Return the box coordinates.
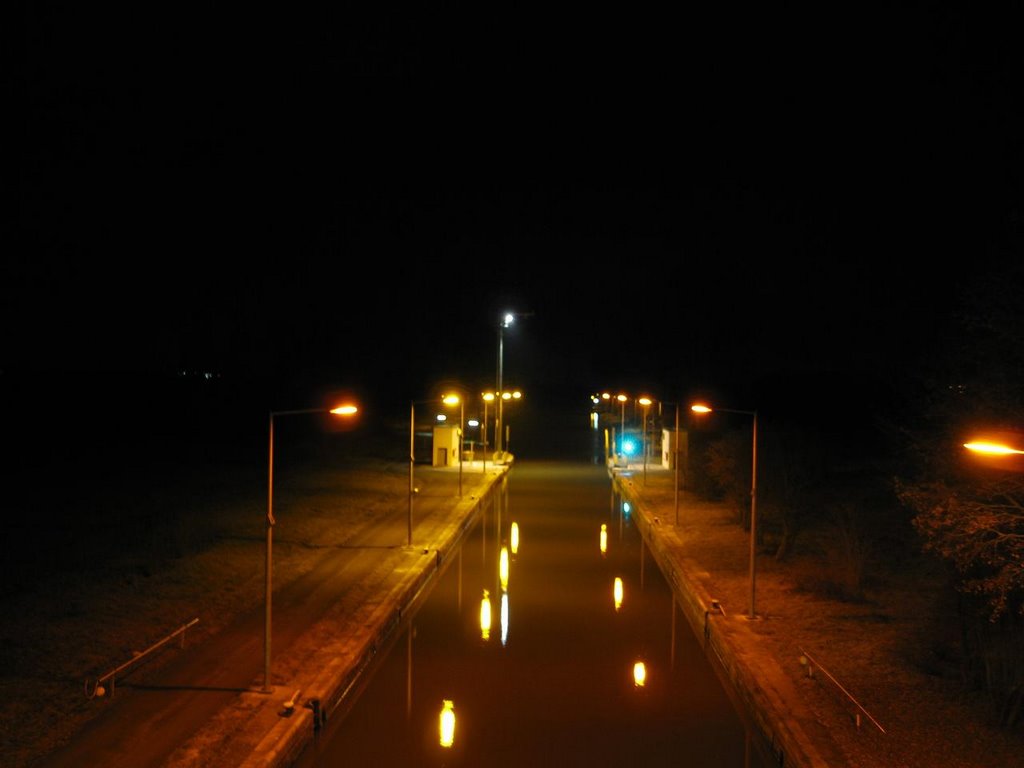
[232,468,511,768]
[611,470,850,768]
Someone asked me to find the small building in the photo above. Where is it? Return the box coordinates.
[432,425,461,467]
[661,428,688,470]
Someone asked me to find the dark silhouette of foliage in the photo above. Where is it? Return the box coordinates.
[894,254,1024,725]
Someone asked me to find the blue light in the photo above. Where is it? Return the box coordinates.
[621,438,638,456]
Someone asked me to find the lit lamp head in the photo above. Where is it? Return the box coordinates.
[964,433,1024,472]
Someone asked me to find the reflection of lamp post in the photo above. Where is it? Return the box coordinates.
[639,397,652,484]
[265,403,358,693]
[691,403,758,619]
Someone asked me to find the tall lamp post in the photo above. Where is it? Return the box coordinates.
[408,398,433,549]
[495,310,533,459]
[691,403,758,619]
[265,403,358,693]
[495,312,515,459]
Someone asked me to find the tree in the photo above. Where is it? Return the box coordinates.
[895,256,1024,622]
[898,473,1024,621]
[893,255,1024,725]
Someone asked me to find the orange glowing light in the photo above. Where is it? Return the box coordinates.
[633,661,647,687]
[439,699,456,747]
[964,441,1024,455]
[480,589,492,640]
[330,404,358,415]
[613,576,623,611]
[499,546,510,591]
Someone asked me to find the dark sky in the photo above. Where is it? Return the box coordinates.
[9,5,1024,423]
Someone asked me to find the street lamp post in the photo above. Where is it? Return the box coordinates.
[691,403,758,619]
[409,399,440,548]
[410,395,463,548]
[674,401,680,524]
[409,400,416,548]
[639,397,652,484]
[496,312,514,459]
[498,390,522,459]
[265,403,358,693]
[442,393,464,497]
[616,394,628,464]
[658,399,683,524]
[482,392,495,474]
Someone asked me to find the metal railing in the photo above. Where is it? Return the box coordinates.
[799,647,886,734]
[85,618,199,698]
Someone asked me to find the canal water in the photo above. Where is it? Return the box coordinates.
[296,462,768,767]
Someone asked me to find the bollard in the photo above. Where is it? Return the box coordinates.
[307,697,324,732]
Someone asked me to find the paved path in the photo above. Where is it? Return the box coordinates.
[39,462,509,768]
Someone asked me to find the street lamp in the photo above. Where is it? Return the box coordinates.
[495,310,532,459]
[638,397,652,484]
[496,312,515,459]
[498,389,522,457]
[616,394,628,464]
[442,393,464,497]
[691,403,758,619]
[481,392,495,473]
[264,402,358,693]
[655,399,683,524]
[408,398,433,548]
[673,401,680,524]
[410,395,463,548]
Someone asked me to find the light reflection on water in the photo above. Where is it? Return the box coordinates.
[298,462,767,767]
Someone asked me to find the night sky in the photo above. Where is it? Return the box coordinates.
[9,6,1023,441]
